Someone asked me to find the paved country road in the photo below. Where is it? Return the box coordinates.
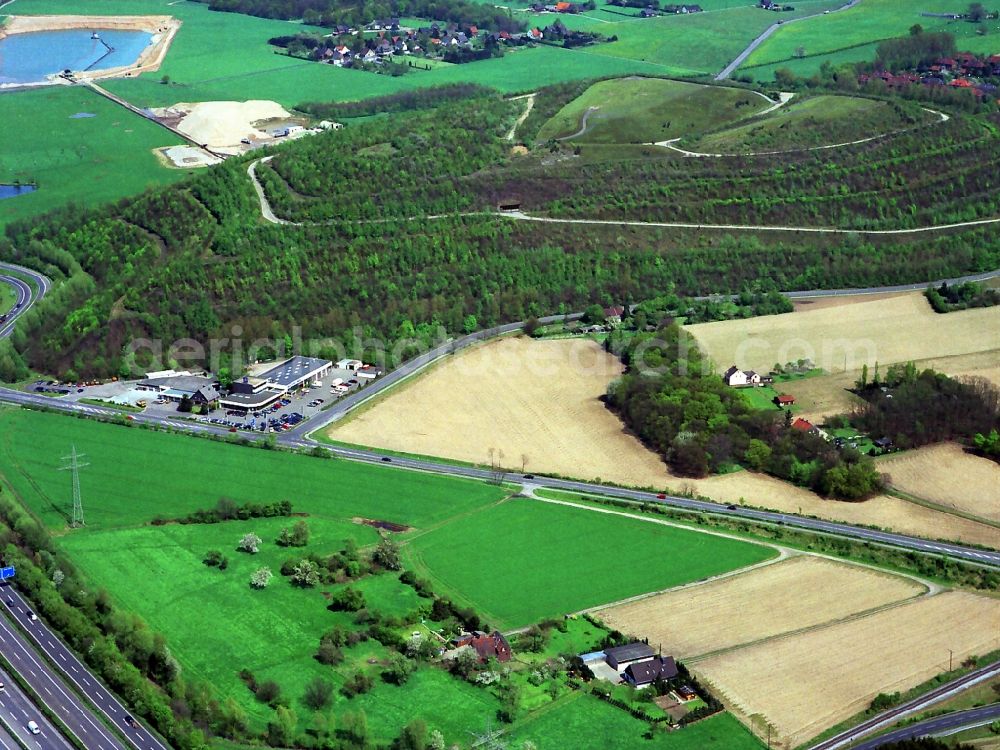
[0,665,74,750]
[0,262,50,340]
[807,660,1000,750]
[715,0,863,81]
[0,590,166,750]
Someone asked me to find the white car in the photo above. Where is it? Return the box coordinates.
[27,720,40,735]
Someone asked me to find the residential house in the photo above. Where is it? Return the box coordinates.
[774,394,796,407]
[623,656,678,687]
[454,631,512,663]
[791,417,816,433]
[604,305,625,325]
[723,366,749,387]
[640,7,658,16]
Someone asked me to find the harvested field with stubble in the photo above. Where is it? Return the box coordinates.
[597,556,925,659]
[688,472,1000,550]
[328,337,676,487]
[695,591,1000,750]
[687,292,1000,377]
[880,443,1000,523]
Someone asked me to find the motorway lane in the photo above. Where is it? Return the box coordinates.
[847,704,1000,750]
[808,660,1000,750]
[0,668,74,750]
[0,262,49,340]
[0,589,167,750]
[0,600,129,750]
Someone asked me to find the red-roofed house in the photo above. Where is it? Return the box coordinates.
[791,417,816,433]
[774,394,796,407]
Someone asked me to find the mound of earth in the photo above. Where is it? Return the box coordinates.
[156,100,294,151]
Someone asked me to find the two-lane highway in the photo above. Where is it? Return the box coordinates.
[0,667,75,750]
[0,589,168,750]
[0,262,50,340]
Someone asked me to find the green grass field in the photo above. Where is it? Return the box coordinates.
[0,409,506,530]
[535,76,771,143]
[685,94,932,153]
[742,0,999,71]
[58,518,502,740]
[404,498,774,629]
[510,692,765,750]
[0,86,185,227]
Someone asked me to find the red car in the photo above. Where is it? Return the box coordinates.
[656,493,666,499]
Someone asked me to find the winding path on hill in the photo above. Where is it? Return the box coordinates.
[656,106,950,158]
[506,93,536,142]
[715,0,864,80]
[557,105,600,141]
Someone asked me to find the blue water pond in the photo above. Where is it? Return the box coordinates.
[0,185,38,201]
[0,29,153,85]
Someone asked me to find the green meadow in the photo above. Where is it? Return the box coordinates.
[404,498,774,629]
[685,94,934,152]
[536,76,771,142]
[0,409,505,530]
[0,408,774,745]
[0,86,185,227]
[511,693,766,750]
[742,0,1000,72]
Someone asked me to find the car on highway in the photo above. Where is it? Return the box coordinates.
[381,456,392,462]
[0,681,5,690]
[27,720,40,735]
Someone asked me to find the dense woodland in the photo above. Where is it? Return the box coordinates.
[1,92,998,381]
[853,363,1000,450]
[193,0,525,33]
[605,324,883,499]
[924,279,1000,312]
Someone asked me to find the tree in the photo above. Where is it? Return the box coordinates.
[316,639,344,665]
[383,653,416,685]
[328,586,365,611]
[968,2,988,22]
[250,566,273,589]
[238,532,261,554]
[373,537,402,570]
[428,729,446,750]
[290,519,310,546]
[266,706,297,746]
[910,23,923,35]
[744,439,772,471]
[256,679,281,704]
[974,429,1000,456]
[203,550,228,569]
[522,624,549,653]
[463,314,478,334]
[794,45,806,58]
[303,676,334,710]
[292,559,320,587]
[523,316,540,336]
[342,670,374,697]
[582,303,605,324]
[396,718,428,750]
[856,362,869,390]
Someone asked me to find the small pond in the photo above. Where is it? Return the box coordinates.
[0,185,38,200]
[0,29,153,85]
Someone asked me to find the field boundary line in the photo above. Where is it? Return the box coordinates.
[685,588,934,664]
[886,487,1000,532]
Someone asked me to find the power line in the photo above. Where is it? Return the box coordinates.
[59,446,89,528]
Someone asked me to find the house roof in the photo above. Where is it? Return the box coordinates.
[791,418,815,432]
[625,656,678,685]
[723,365,741,378]
[776,394,796,403]
[605,642,655,663]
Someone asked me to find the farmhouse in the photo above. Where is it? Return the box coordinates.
[775,394,796,407]
[791,417,817,434]
[624,655,679,687]
[604,642,655,670]
[452,630,512,662]
[723,366,762,387]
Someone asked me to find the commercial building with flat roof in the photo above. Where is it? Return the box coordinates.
[218,356,332,412]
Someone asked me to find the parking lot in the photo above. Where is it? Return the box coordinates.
[201,367,375,433]
[25,363,381,433]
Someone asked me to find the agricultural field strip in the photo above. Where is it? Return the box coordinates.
[248,159,1000,234]
[694,591,1000,748]
[531,496,939,618]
